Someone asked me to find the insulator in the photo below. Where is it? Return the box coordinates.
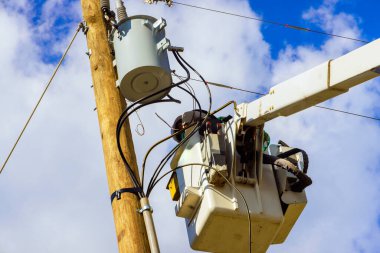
[100,0,110,12]
[116,0,128,22]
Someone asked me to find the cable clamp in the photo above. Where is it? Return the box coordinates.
[168,46,184,52]
[110,187,143,204]
[138,205,153,214]
[79,21,89,35]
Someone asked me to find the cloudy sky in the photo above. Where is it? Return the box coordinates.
[0,0,379,252]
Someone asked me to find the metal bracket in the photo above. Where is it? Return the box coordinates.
[153,18,167,33]
[143,19,153,29]
[138,205,153,214]
[85,49,92,58]
[110,187,143,204]
[168,46,184,52]
[79,21,89,35]
[157,38,171,53]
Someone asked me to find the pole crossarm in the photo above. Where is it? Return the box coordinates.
[238,39,380,126]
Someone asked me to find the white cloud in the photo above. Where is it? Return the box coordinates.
[0,0,379,253]
[268,1,380,253]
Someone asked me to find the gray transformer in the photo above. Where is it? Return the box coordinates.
[112,15,172,103]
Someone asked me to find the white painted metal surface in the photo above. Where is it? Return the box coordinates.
[238,39,380,127]
[170,123,306,253]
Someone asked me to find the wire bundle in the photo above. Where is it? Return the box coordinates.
[116,50,212,198]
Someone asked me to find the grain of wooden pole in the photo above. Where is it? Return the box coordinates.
[81,0,150,252]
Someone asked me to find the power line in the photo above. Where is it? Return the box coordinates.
[0,23,84,175]
[314,105,380,121]
[201,79,264,96]
[172,1,369,44]
[172,74,265,96]
[177,75,380,122]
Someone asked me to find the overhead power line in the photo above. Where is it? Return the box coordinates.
[314,105,380,121]
[176,75,380,122]
[172,1,369,44]
[0,22,84,175]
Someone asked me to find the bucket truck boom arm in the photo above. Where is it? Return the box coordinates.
[237,39,380,127]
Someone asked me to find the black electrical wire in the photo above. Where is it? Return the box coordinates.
[173,71,198,112]
[147,100,237,193]
[146,61,205,195]
[115,57,191,193]
[184,83,197,111]
[141,123,194,191]
[146,53,196,191]
[175,51,214,134]
[116,50,192,196]
[116,98,181,196]
[145,105,205,196]
[141,85,203,191]
[115,100,186,191]
[177,85,200,129]
[146,52,213,196]
[172,1,369,44]
[146,52,212,194]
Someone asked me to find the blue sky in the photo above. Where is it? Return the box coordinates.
[249,0,378,56]
[26,0,380,72]
[0,0,380,252]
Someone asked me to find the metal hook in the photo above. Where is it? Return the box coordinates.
[135,110,145,136]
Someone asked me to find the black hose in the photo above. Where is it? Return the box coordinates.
[276,148,309,174]
[263,154,312,192]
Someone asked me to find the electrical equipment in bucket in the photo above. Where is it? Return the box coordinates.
[112,15,172,103]
[167,111,312,253]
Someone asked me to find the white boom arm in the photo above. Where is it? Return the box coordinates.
[237,39,380,126]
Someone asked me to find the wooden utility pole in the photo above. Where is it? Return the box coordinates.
[81,0,150,252]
